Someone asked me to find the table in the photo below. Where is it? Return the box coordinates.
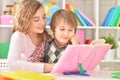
[50,71,118,80]
[0,70,118,80]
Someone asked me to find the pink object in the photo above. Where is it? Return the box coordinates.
[51,44,111,73]
[76,30,85,44]
[0,15,13,25]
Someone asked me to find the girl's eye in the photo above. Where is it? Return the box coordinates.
[43,16,46,19]
[33,17,39,22]
[43,14,46,19]
[34,19,39,22]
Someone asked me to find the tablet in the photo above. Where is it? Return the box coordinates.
[51,44,111,73]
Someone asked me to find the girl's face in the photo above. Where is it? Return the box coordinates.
[54,19,75,45]
[29,7,47,34]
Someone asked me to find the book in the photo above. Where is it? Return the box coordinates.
[0,75,12,80]
[65,3,74,13]
[65,3,70,10]
[51,44,111,73]
[66,4,95,26]
[65,3,87,26]
[1,70,55,80]
[76,10,91,26]
[74,9,87,26]
[109,6,120,26]
[117,17,120,26]
[65,3,82,26]
[77,10,95,26]
[102,7,115,26]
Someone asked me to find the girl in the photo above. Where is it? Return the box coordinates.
[7,0,53,73]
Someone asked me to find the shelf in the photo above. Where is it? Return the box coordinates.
[102,60,120,62]
[0,25,119,29]
[98,27,120,29]
[46,26,97,29]
[0,25,12,28]
[77,26,96,29]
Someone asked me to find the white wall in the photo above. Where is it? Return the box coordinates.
[0,0,3,15]
[0,0,23,15]
[0,0,63,15]
[0,0,14,15]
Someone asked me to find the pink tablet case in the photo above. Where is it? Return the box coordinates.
[51,44,111,73]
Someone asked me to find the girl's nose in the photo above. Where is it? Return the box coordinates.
[39,19,47,25]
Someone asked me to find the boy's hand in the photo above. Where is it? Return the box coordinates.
[70,34,80,45]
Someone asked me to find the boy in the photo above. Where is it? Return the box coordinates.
[44,9,79,63]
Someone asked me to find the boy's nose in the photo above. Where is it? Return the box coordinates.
[64,31,69,36]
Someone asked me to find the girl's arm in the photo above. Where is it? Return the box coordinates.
[7,31,45,73]
[44,63,54,73]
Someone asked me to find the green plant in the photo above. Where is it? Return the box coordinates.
[102,34,118,49]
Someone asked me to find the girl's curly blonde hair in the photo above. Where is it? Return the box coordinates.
[12,0,51,39]
[13,0,43,33]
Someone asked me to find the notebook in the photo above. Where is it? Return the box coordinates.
[1,70,55,80]
[51,44,111,73]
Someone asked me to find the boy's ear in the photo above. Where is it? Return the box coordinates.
[74,29,77,33]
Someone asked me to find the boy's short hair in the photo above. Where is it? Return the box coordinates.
[50,9,78,31]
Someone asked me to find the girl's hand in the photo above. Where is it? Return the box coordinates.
[70,34,80,45]
[44,63,55,73]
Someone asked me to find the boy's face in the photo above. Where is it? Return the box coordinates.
[29,7,47,34]
[54,20,75,45]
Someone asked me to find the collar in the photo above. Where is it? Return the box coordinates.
[54,38,68,48]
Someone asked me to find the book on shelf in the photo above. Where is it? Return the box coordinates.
[66,3,74,13]
[66,3,95,26]
[51,44,111,73]
[117,17,120,26]
[109,6,120,27]
[74,9,88,26]
[66,4,87,26]
[77,10,95,26]
[102,7,115,26]
[66,3,82,26]
[75,10,95,26]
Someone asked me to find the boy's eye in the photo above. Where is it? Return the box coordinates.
[60,29,64,31]
[69,29,74,32]
[69,29,73,31]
